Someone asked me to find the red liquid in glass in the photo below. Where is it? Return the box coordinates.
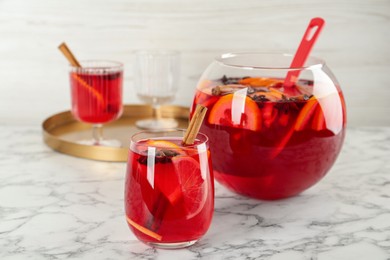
[191,77,346,200]
[125,138,214,244]
[70,71,123,124]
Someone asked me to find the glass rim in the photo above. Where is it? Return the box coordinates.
[69,60,123,70]
[214,52,325,70]
[130,128,209,149]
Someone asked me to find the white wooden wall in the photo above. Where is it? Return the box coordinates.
[1,0,389,126]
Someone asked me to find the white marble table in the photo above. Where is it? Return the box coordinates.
[0,126,389,259]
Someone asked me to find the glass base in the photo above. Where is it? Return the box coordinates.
[77,139,122,147]
[136,118,178,130]
[146,240,197,249]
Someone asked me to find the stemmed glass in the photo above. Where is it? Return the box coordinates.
[134,50,180,129]
[69,60,123,147]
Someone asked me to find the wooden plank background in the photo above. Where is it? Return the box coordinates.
[0,0,389,126]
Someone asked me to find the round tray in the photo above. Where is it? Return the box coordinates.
[42,104,189,162]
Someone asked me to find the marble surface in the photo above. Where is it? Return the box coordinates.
[0,126,390,259]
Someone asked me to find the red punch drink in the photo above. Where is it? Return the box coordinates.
[70,62,123,124]
[125,130,214,249]
[192,74,346,200]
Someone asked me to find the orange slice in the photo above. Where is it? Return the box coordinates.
[170,156,207,219]
[311,105,326,131]
[126,216,162,241]
[208,93,261,131]
[71,73,105,107]
[239,77,282,87]
[294,98,318,131]
[146,140,180,149]
[260,92,283,102]
[248,89,285,102]
[270,97,319,158]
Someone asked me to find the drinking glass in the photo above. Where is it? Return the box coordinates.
[134,50,180,129]
[191,53,347,200]
[125,129,214,249]
[69,60,123,147]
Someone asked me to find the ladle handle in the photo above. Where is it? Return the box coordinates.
[284,17,325,88]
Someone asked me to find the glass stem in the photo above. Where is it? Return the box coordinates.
[92,124,104,145]
[152,104,162,120]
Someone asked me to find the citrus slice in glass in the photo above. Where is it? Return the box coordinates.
[238,77,283,87]
[294,97,318,131]
[311,104,326,131]
[208,93,261,131]
[146,139,186,157]
[270,97,319,158]
[170,156,207,219]
[146,140,180,149]
[71,73,106,107]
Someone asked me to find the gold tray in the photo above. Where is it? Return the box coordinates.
[42,105,189,162]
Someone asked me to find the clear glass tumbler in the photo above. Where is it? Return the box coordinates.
[125,129,214,249]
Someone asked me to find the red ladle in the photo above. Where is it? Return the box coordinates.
[284,17,325,89]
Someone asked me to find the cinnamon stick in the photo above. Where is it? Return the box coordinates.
[183,105,208,145]
[144,105,208,235]
[57,43,107,107]
[58,42,82,67]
